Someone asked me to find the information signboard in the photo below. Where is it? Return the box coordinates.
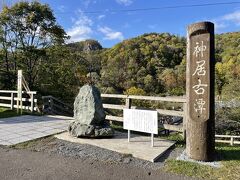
[123,109,158,134]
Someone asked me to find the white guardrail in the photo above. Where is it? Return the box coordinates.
[0,90,37,112]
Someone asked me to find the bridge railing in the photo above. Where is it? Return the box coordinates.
[42,96,73,116]
[0,90,37,112]
[101,94,187,134]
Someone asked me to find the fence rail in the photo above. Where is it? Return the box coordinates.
[101,94,187,134]
[215,135,240,145]
[0,90,37,112]
[101,94,186,102]
[42,96,73,116]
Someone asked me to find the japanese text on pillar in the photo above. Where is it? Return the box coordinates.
[192,41,208,114]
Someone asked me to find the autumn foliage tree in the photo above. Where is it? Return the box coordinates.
[0,1,67,89]
[215,32,240,100]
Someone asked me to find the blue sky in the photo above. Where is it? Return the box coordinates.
[38,0,240,47]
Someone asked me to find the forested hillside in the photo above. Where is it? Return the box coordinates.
[63,32,240,101]
[215,32,240,100]
[97,32,240,99]
[100,33,186,95]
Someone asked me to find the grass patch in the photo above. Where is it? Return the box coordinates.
[0,107,41,119]
[164,144,240,180]
[0,107,22,118]
[11,135,55,149]
[10,138,42,149]
[165,160,215,179]
[159,133,185,147]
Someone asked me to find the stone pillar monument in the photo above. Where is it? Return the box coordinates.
[186,22,215,161]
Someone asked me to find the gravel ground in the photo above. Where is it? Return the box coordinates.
[13,135,184,171]
[0,144,195,180]
[0,135,198,180]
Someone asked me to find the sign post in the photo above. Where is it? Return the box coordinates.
[186,22,215,161]
[17,70,23,114]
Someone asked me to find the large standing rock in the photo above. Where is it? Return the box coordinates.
[68,85,114,137]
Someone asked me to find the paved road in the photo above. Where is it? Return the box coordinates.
[0,147,195,180]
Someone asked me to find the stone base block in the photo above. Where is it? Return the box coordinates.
[68,122,114,138]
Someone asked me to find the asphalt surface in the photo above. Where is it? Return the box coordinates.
[0,138,196,180]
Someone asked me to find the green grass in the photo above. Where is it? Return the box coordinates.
[159,133,185,147]
[0,107,22,118]
[164,144,240,180]
[0,107,40,119]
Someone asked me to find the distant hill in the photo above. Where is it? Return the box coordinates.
[63,32,240,97]
[215,32,240,100]
[100,33,186,94]
[67,39,103,52]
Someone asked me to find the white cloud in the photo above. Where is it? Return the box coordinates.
[74,11,93,26]
[67,26,92,42]
[222,11,240,26]
[58,5,66,13]
[148,24,157,29]
[67,11,93,42]
[83,0,91,8]
[116,0,133,6]
[212,10,240,32]
[82,0,97,8]
[97,15,106,20]
[123,22,131,28]
[98,26,124,40]
[214,21,227,32]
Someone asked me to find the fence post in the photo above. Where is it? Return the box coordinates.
[230,137,234,146]
[10,92,14,110]
[30,93,34,112]
[50,96,54,114]
[125,97,132,109]
[17,70,23,114]
[125,96,132,141]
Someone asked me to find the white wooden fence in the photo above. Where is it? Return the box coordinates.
[40,93,240,146]
[0,90,37,112]
[215,135,240,146]
[101,94,240,145]
[101,94,187,134]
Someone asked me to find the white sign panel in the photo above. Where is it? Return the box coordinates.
[123,109,158,134]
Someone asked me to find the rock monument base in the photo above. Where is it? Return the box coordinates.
[68,85,114,138]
